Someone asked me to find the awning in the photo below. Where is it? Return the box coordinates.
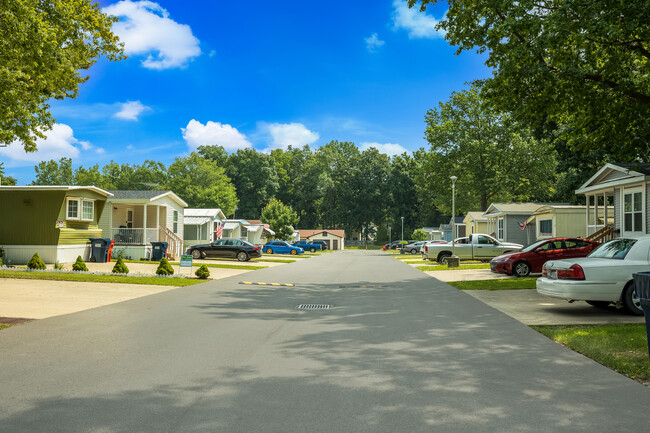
[184,216,210,225]
[223,221,241,230]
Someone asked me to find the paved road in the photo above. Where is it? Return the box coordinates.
[0,250,648,432]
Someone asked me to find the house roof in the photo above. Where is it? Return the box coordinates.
[264,227,276,236]
[298,229,345,239]
[184,208,226,220]
[223,221,244,230]
[246,219,263,225]
[107,190,188,207]
[464,211,488,223]
[576,162,650,194]
[0,185,113,197]
[484,202,544,216]
[184,216,211,225]
[525,205,587,223]
[449,216,465,224]
[245,224,262,233]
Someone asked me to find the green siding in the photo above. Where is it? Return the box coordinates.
[0,189,108,246]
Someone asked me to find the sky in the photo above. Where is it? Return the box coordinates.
[1,0,492,185]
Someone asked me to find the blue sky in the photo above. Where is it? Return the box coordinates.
[1,0,491,184]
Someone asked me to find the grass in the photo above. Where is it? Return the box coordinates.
[532,324,650,382]
[0,269,206,286]
[447,278,538,290]
[0,324,10,331]
[118,259,267,270]
[416,263,491,272]
[344,245,384,250]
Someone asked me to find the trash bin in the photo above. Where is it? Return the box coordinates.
[89,238,112,263]
[151,242,168,261]
[632,272,650,361]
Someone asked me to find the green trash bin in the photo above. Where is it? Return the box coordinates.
[632,272,650,361]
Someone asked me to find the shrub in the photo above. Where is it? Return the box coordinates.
[156,257,174,275]
[54,261,64,270]
[0,257,3,267]
[72,255,88,272]
[112,256,129,274]
[27,253,46,270]
[195,264,210,279]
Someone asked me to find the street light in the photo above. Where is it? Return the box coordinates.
[450,175,458,258]
[401,216,404,254]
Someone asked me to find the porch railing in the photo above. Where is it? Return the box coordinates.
[587,225,615,243]
[159,227,183,260]
[111,228,159,245]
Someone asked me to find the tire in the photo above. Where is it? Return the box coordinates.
[410,249,417,254]
[437,252,451,265]
[513,261,531,278]
[265,248,273,254]
[586,300,611,308]
[236,251,248,262]
[290,249,297,255]
[622,282,643,315]
[310,247,316,253]
[191,249,202,259]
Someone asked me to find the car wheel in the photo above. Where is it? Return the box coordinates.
[290,249,297,255]
[437,252,451,265]
[513,261,531,277]
[310,247,316,253]
[266,248,273,254]
[191,249,202,259]
[410,249,417,254]
[586,300,610,308]
[237,251,248,262]
[622,282,643,316]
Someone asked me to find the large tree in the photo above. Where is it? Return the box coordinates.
[260,198,299,241]
[0,0,124,152]
[421,83,556,213]
[409,0,650,160]
[32,157,74,185]
[225,148,279,219]
[0,162,17,185]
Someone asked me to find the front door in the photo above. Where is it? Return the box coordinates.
[126,208,134,228]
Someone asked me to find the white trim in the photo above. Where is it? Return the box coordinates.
[1,244,91,264]
[537,217,554,239]
[0,185,112,196]
[576,163,648,194]
[621,185,645,236]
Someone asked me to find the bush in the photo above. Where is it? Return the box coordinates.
[54,261,64,270]
[195,264,210,279]
[0,257,3,267]
[112,256,129,274]
[72,255,88,272]
[156,257,174,275]
[27,253,46,270]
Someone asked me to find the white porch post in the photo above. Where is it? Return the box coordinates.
[603,192,608,228]
[156,206,160,241]
[586,194,591,236]
[143,204,148,242]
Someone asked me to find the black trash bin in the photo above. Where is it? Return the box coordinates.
[151,242,168,261]
[89,238,112,263]
[632,272,650,361]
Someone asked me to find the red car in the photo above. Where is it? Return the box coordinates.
[490,237,600,277]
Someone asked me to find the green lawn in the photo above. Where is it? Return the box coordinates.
[532,324,650,382]
[416,263,491,272]
[0,270,206,286]
[119,259,267,270]
[0,324,10,331]
[447,278,537,290]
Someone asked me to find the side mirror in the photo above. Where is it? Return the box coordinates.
[534,247,543,253]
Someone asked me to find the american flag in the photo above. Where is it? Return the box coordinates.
[518,220,527,230]
[215,222,223,239]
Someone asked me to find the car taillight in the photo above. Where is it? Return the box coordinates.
[424,246,428,253]
[557,264,585,280]
[253,247,259,251]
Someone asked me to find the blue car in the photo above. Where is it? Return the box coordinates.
[262,240,304,255]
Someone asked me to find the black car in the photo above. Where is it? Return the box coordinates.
[313,240,328,250]
[187,239,262,261]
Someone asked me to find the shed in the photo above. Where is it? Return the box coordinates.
[297,229,345,250]
[483,203,544,247]
[524,205,588,241]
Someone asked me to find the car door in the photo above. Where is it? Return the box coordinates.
[474,235,497,259]
[562,239,594,260]
[533,240,565,271]
[205,239,226,257]
[229,239,244,258]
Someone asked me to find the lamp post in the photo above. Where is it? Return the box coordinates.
[450,176,457,258]
[401,216,404,254]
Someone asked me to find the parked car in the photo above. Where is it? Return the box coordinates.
[262,240,304,255]
[422,234,522,264]
[292,240,322,253]
[187,238,261,261]
[313,240,328,250]
[490,238,600,277]
[405,241,427,254]
[383,240,409,250]
[536,237,650,315]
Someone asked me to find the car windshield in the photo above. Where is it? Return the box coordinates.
[520,239,550,253]
[587,238,637,259]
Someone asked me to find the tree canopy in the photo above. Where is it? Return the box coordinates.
[408,0,650,161]
[260,198,299,241]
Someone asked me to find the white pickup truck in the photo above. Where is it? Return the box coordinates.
[422,234,523,264]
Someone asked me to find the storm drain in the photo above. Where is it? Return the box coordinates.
[296,304,331,310]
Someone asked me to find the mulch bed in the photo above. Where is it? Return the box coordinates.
[0,317,33,325]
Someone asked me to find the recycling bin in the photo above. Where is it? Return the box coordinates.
[632,272,650,361]
[89,238,112,263]
[151,242,168,261]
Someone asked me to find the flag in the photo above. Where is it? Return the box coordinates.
[215,223,223,239]
[518,220,527,230]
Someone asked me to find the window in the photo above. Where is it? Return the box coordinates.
[477,235,495,245]
[624,191,643,233]
[588,239,637,259]
[67,199,79,219]
[539,219,553,236]
[173,210,178,233]
[66,198,94,221]
[82,201,94,221]
[497,218,504,239]
[565,239,591,249]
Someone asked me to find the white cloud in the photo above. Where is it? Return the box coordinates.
[0,124,83,163]
[104,1,201,70]
[364,33,385,52]
[392,0,445,39]
[182,120,252,151]
[113,100,151,121]
[360,142,409,156]
[260,122,320,151]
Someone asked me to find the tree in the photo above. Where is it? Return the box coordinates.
[32,157,74,185]
[74,164,103,187]
[260,199,299,241]
[408,0,650,161]
[421,83,556,214]
[0,0,124,152]
[166,153,238,214]
[0,163,17,185]
[388,153,423,239]
[411,229,428,241]
[225,149,279,219]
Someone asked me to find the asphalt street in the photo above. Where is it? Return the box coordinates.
[0,250,648,432]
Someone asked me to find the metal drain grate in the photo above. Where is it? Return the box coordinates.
[296,304,331,310]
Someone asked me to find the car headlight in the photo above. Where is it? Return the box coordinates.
[492,257,507,263]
